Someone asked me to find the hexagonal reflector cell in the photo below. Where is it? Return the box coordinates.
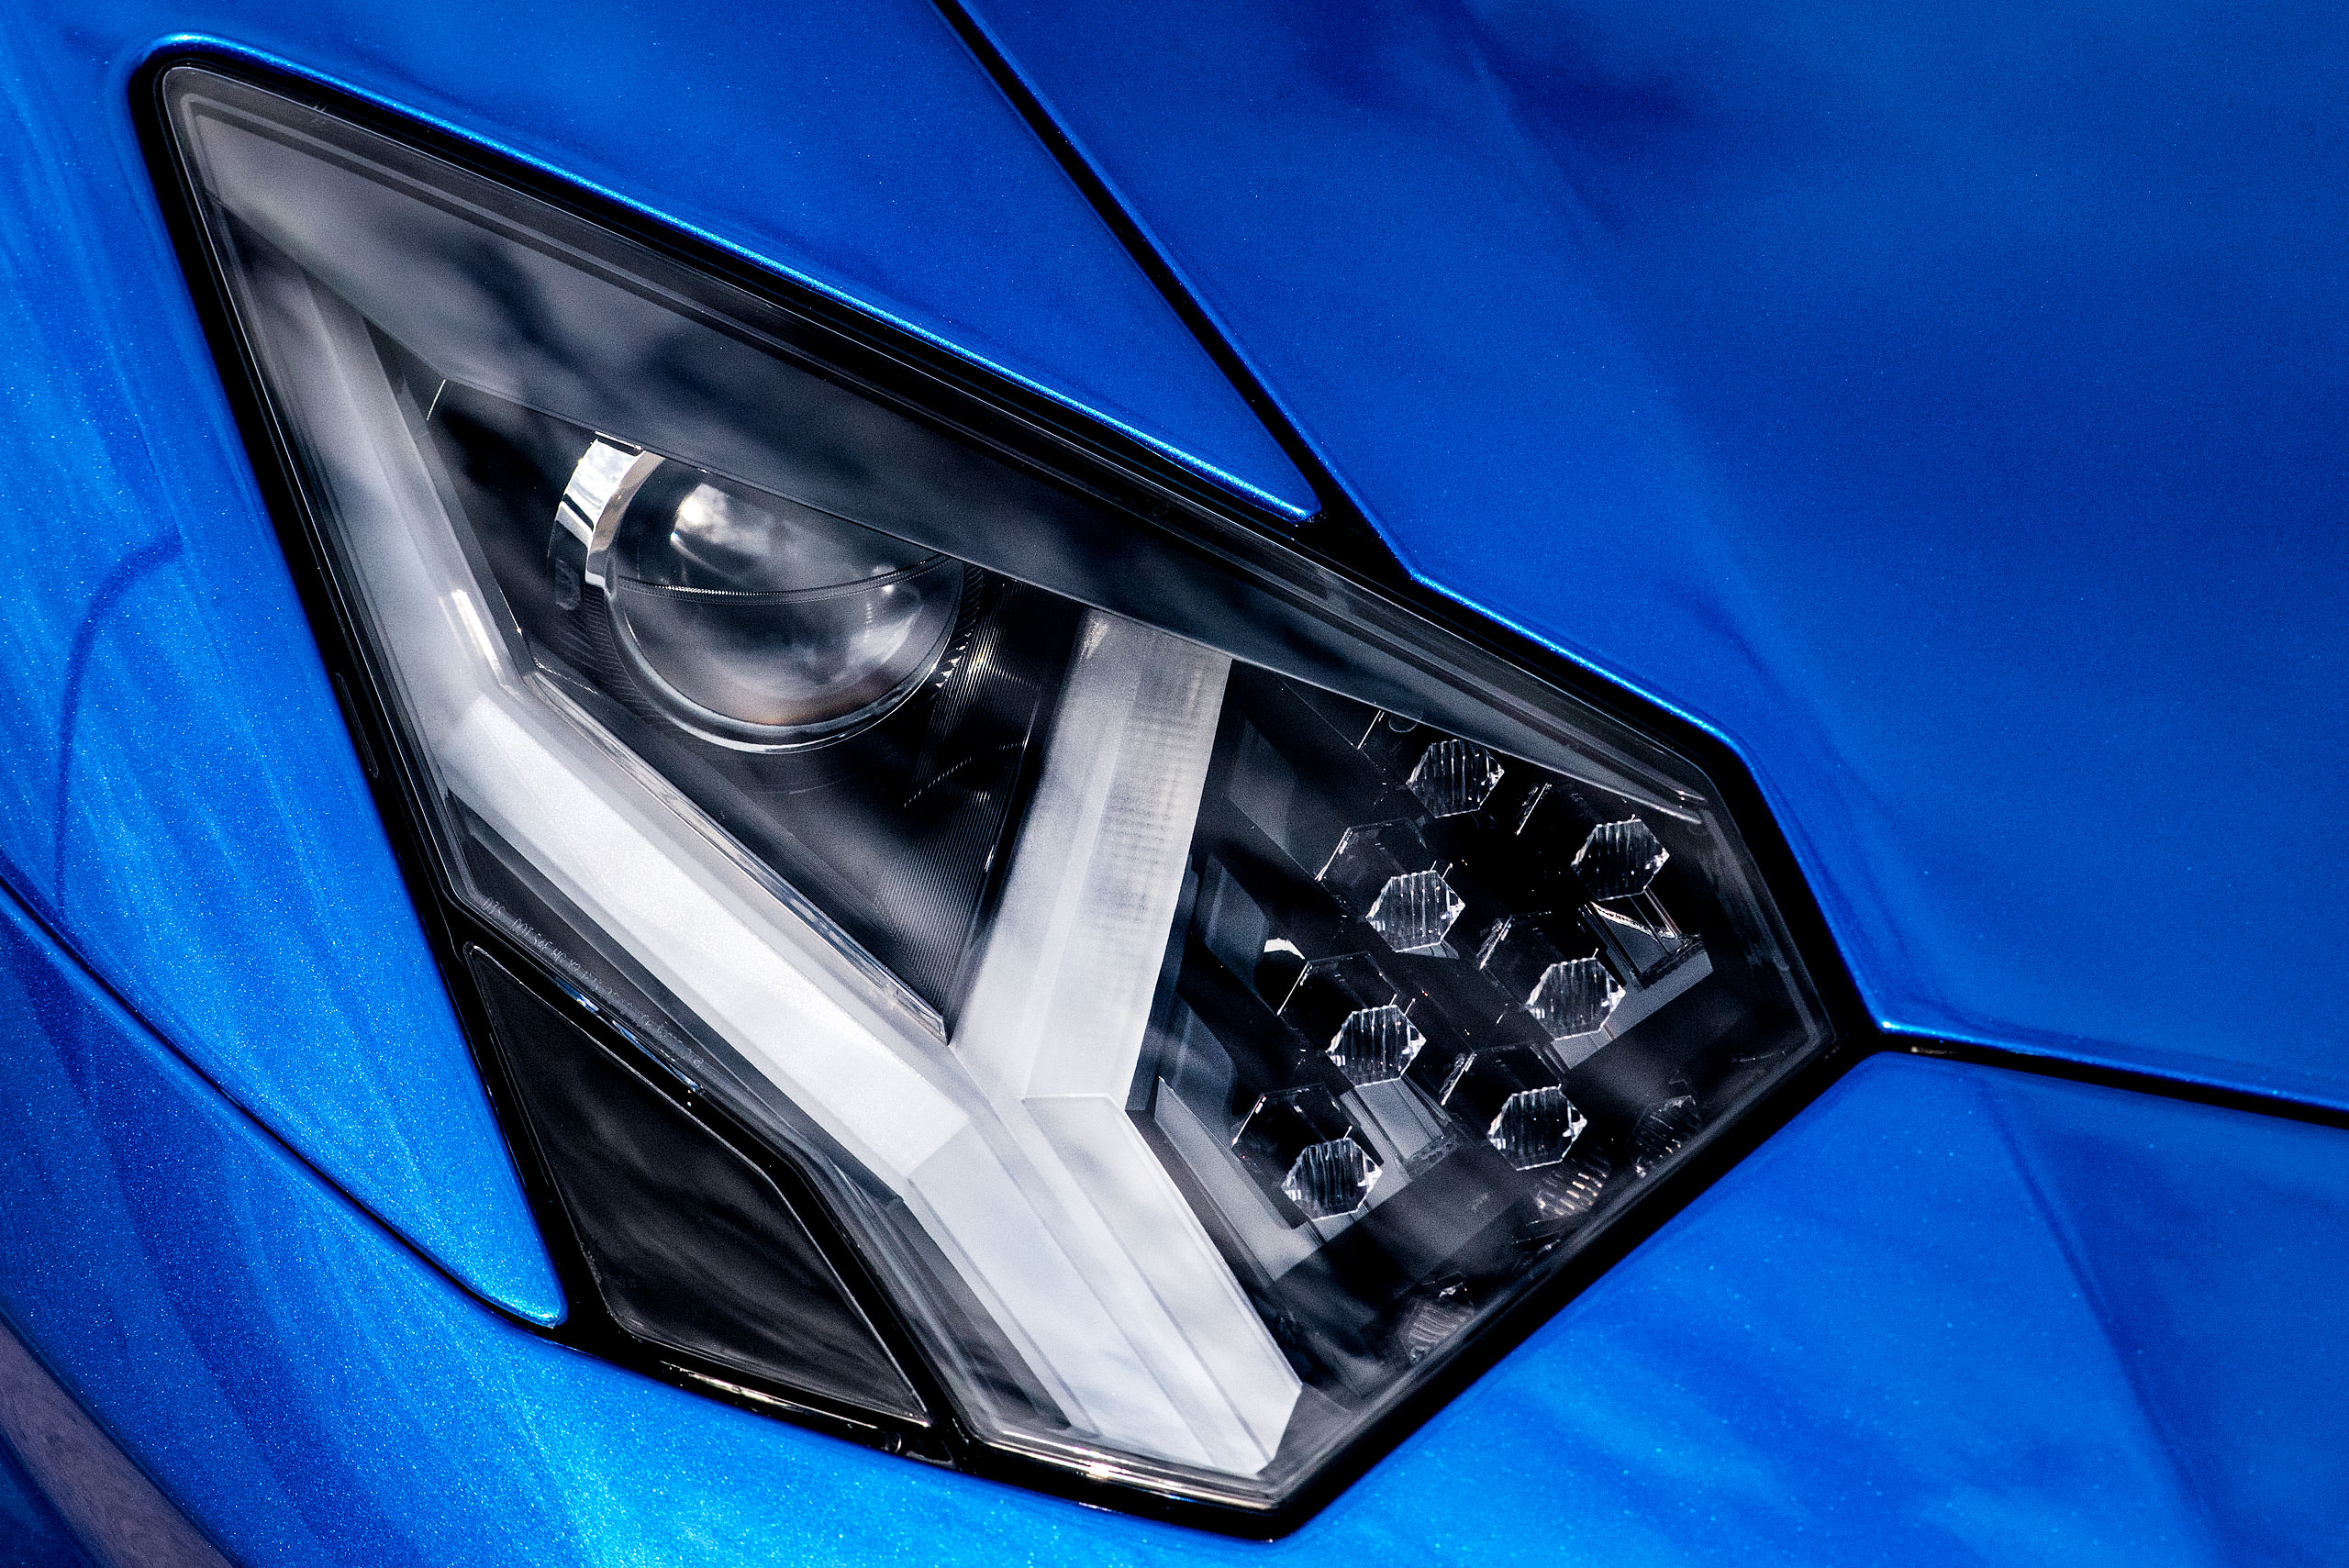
[1572,817,1668,899]
[1394,1284,1475,1364]
[1525,956,1622,1040]
[1487,1085,1587,1171]
[1320,821,1433,908]
[1327,1005,1425,1084]
[1406,739,1505,818]
[1365,870,1464,954]
[1441,1049,1588,1171]
[1631,1094,1703,1176]
[1475,914,1563,995]
[1531,1151,1613,1222]
[1279,953,1396,1045]
[1282,1136,1380,1220]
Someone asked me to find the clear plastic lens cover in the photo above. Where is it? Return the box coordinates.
[166,67,1830,1509]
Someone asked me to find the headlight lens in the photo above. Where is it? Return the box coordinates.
[161,63,1831,1518]
[560,443,971,747]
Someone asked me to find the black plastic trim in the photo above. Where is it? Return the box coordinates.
[127,43,2349,1540]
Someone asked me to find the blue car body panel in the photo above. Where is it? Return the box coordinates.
[0,10,560,1324]
[957,0,2349,1106]
[0,0,2341,1560]
[2,885,2344,1565]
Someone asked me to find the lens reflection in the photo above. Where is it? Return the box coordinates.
[608,476,964,745]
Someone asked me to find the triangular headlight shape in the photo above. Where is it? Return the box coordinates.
[155,61,1832,1526]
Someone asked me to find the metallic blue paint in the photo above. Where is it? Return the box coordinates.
[0,12,556,1322]
[0,0,1310,1329]
[0,0,2339,1556]
[956,0,2349,1106]
[3,873,2345,1562]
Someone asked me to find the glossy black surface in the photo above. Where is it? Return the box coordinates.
[472,951,925,1423]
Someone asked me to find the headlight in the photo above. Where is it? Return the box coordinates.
[566,447,973,748]
[155,60,1833,1526]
